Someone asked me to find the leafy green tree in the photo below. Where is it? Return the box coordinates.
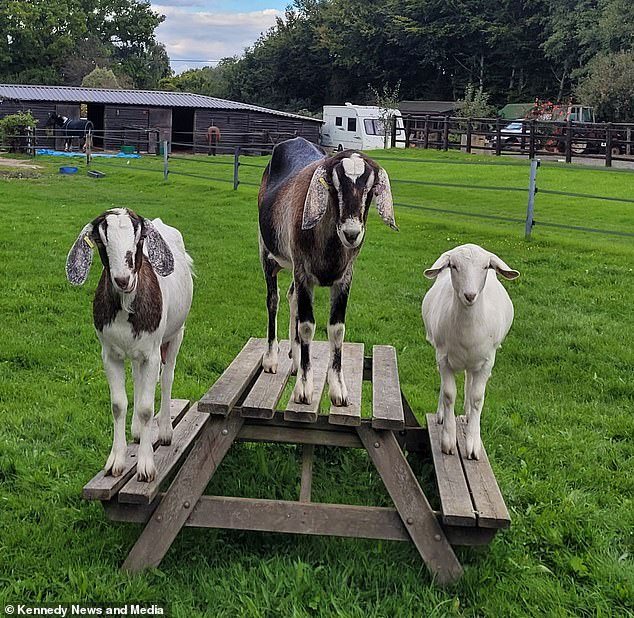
[0,0,168,88]
[576,51,634,121]
[81,67,122,89]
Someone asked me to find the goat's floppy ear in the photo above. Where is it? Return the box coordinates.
[423,252,451,279]
[143,219,175,276]
[374,168,398,230]
[302,165,330,230]
[66,223,95,285]
[489,253,520,280]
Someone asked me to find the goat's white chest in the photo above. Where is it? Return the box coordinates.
[98,311,159,361]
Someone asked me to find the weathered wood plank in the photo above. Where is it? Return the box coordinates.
[455,416,511,529]
[328,342,364,426]
[199,338,266,416]
[237,423,362,448]
[102,495,497,546]
[371,346,405,430]
[239,340,292,419]
[82,399,191,501]
[118,404,209,505]
[121,411,244,573]
[426,414,476,527]
[299,444,314,502]
[284,341,330,423]
[357,425,463,586]
[189,496,411,541]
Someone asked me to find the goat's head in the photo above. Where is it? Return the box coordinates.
[424,244,519,306]
[302,151,397,249]
[66,208,174,290]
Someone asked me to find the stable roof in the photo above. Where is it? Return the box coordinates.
[399,100,457,115]
[0,84,321,123]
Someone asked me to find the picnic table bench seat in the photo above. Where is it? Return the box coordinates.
[83,337,510,586]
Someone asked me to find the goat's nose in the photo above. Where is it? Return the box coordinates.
[464,292,476,303]
[344,229,360,244]
[114,275,130,289]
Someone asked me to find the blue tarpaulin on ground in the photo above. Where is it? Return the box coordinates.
[36,149,141,159]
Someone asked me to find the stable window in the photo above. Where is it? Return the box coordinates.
[335,116,342,127]
[347,117,357,132]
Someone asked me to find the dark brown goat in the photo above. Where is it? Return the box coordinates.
[258,137,396,406]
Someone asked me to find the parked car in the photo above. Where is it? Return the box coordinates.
[489,121,526,150]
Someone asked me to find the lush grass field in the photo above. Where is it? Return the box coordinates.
[0,149,633,617]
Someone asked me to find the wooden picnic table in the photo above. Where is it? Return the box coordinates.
[83,338,510,586]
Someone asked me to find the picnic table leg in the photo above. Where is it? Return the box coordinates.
[121,410,244,572]
[356,425,464,586]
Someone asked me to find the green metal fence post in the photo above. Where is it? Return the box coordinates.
[525,158,540,239]
[233,147,241,190]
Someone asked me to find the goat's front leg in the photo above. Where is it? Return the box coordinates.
[132,352,160,482]
[292,274,315,404]
[437,356,457,455]
[261,245,279,373]
[102,348,128,477]
[327,277,350,406]
[157,329,185,446]
[287,281,299,375]
[464,359,493,460]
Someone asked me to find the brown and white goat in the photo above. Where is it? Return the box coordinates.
[258,137,396,405]
[66,208,193,482]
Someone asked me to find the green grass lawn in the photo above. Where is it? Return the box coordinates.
[0,149,633,617]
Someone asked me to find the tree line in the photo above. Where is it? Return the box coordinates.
[162,0,634,121]
[2,0,632,121]
[0,0,170,89]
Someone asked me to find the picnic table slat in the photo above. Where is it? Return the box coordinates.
[455,416,511,529]
[118,404,209,504]
[82,399,191,501]
[239,340,293,419]
[328,342,364,426]
[199,338,266,416]
[284,341,330,423]
[426,413,476,527]
[371,345,404,430]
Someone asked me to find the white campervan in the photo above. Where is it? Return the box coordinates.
[321,103,405,150]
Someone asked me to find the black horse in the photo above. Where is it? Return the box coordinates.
[45,112,94,151]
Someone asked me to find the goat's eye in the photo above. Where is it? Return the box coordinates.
[450,264,457,271]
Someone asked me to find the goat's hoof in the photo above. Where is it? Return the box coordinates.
[441,432,457,455]
[292,379,313,405]
[158,427,173,446]
[136,460,156,483]
[466,436,481,460]
[262,352,278,374]
[104,450,127,477]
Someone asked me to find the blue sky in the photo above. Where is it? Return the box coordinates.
[152,1,289,74]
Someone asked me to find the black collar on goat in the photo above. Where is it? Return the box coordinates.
[257,137,397,408]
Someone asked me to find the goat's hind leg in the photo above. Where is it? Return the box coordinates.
[261,247,280,374]
[103,349,128,476]
[157,329,185,446]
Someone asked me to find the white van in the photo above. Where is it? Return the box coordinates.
[321,103,405,150]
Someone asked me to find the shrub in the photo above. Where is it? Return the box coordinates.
[0,111,38,152]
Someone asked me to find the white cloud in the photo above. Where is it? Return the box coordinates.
[153,6,283,73]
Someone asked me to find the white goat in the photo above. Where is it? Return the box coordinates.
[422,244,519,460]
[66,208,193,482]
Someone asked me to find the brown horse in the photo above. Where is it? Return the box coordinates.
[207,125,221,156]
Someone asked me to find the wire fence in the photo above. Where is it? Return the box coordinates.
[11,135,634,242]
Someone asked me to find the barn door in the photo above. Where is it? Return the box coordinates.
[54,104,80,150]
[148,108,172,154]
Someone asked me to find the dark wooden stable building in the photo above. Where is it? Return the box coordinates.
[0,84,322,153]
